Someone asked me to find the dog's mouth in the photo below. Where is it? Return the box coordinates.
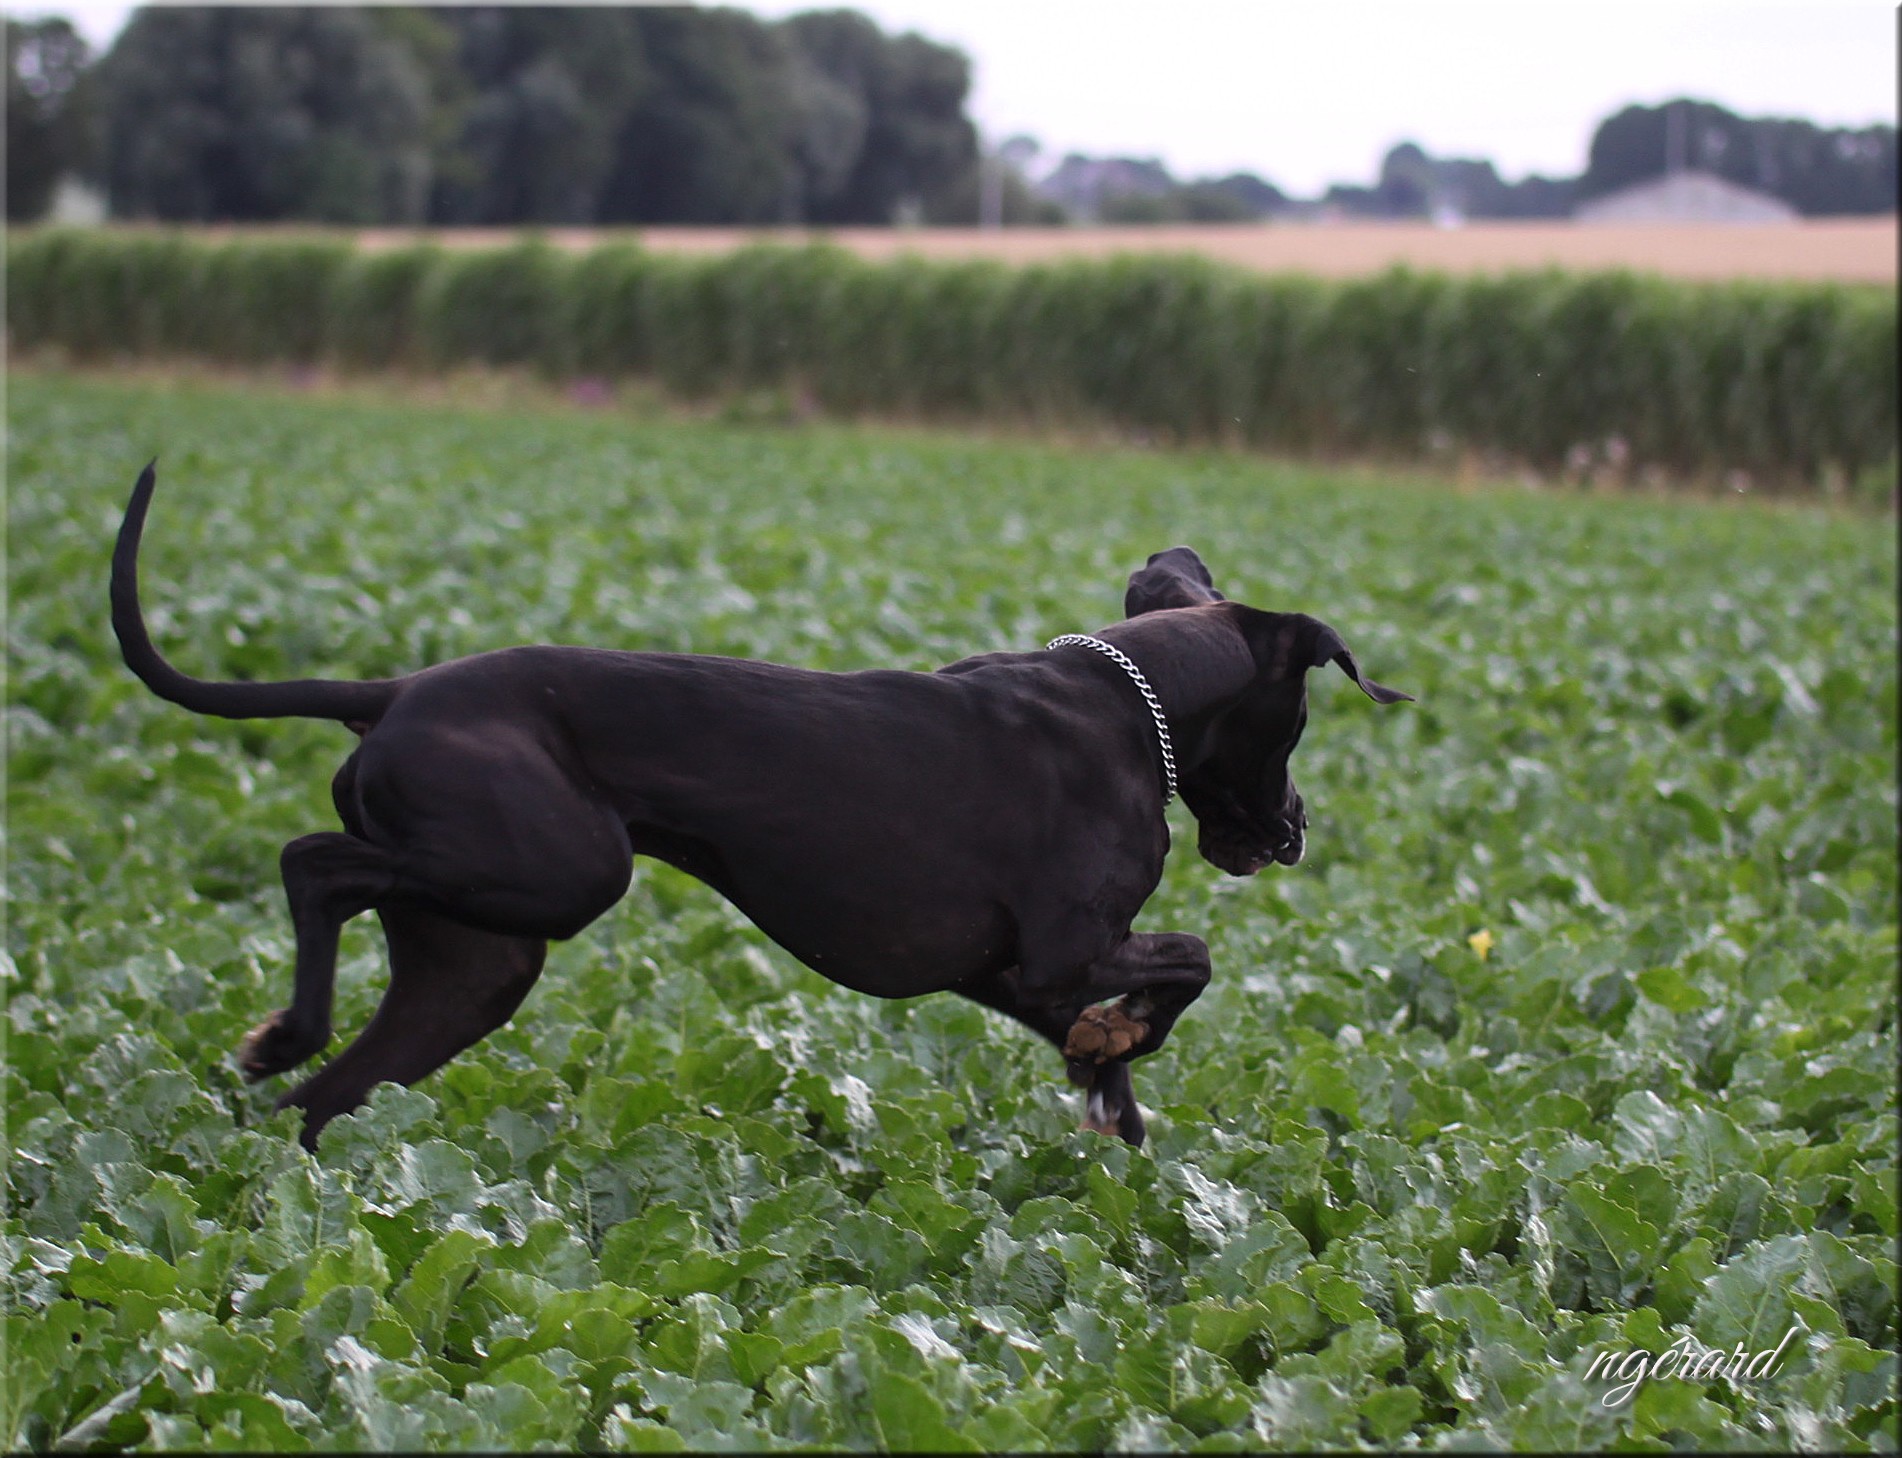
[1198,824,1304,876]
[1186,783,1308,876]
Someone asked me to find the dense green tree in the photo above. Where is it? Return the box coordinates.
[1375,140,1434,214]
[6,16,96,221]
[1335,142,1574,219]
[363,8,478,209]
[598,8,797,224]
[782,9,977,224]
[1479,171,1577,219]
[79,3,982,227]
[99,6,431,222]
[1097,183,1260,225]
[427,6,647,224]
[1201,172,1286,217]
[780,37,869,220]
[927,162,1066,224]
[1763,117,1897,215]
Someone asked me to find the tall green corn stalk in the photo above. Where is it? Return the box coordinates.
[809,251,939,415]
[184,240,355,365]
[9,230,206,360]
[717,242,847,394]
[327,245,445,372]
[1235,274,1335,455]
[911,258,1015,417]
[1058,254,1243,442]
[415,238,572,372]
[639,252,733,399]
[8,229,1893,491]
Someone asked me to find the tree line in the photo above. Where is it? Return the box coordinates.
[1320,100,1896,220]
[6,6,982,225]
[7,8,1896,226]
[1010,94,1895,225]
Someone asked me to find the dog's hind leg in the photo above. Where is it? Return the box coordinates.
[243,731,628,1147]
[237,749,383,1081]
[954,970,1147,1146]
[238,831,396,1082]
[276,904,547,1151]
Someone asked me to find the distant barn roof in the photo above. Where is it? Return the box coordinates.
[1575,170,1798,224]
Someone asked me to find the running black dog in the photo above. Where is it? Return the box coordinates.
[112,464,1409,1149]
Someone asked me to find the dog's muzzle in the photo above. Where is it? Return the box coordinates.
[1198,822,1304,875]
[1197,792,1308,875]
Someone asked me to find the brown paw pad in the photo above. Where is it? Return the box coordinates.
[1063,1002,1149,1062]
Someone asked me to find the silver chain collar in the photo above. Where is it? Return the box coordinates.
[1045,634,1177,805]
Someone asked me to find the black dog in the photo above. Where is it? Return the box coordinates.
[112,464,1409,1150]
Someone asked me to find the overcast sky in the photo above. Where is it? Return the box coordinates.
[25,0,1900,196]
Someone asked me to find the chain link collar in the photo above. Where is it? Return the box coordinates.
[1045,634,1177,805]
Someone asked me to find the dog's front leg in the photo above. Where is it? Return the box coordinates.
[954,970,1146,1145]
[1065,935,1209,1140]
[1052,931,1212,1119]
[990,929,1212,1145]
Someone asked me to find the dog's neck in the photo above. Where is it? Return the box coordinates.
[1047,633,1178,803]
[1092,605,1259,738]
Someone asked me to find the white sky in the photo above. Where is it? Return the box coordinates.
[15,0,1899,196]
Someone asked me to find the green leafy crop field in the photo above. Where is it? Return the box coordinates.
[6,373,1896,1450]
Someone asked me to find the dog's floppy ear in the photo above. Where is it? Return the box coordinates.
[1254,612,1414,704]
[1319,633,1414,704]
[1125,546,1226,616]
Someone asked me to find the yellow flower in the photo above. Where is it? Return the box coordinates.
[1467,928,1495,961]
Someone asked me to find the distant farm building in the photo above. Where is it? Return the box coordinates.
[1574,170,1799,224]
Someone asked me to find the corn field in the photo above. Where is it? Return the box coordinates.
[8,229,1894,492]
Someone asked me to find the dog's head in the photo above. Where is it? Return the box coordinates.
[1124,547,1411,876]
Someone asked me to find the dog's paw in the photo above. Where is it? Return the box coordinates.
[1080,1091,1147,1145]
[1062,1001,1150,1063]
[1075,1063,1147,1145]
[237,1012,321,1081]
[1080,1086,1123,1136]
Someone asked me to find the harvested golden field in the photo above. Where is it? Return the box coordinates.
[332,217,1896,284]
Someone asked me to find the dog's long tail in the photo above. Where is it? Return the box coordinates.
[112,461,400,725]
